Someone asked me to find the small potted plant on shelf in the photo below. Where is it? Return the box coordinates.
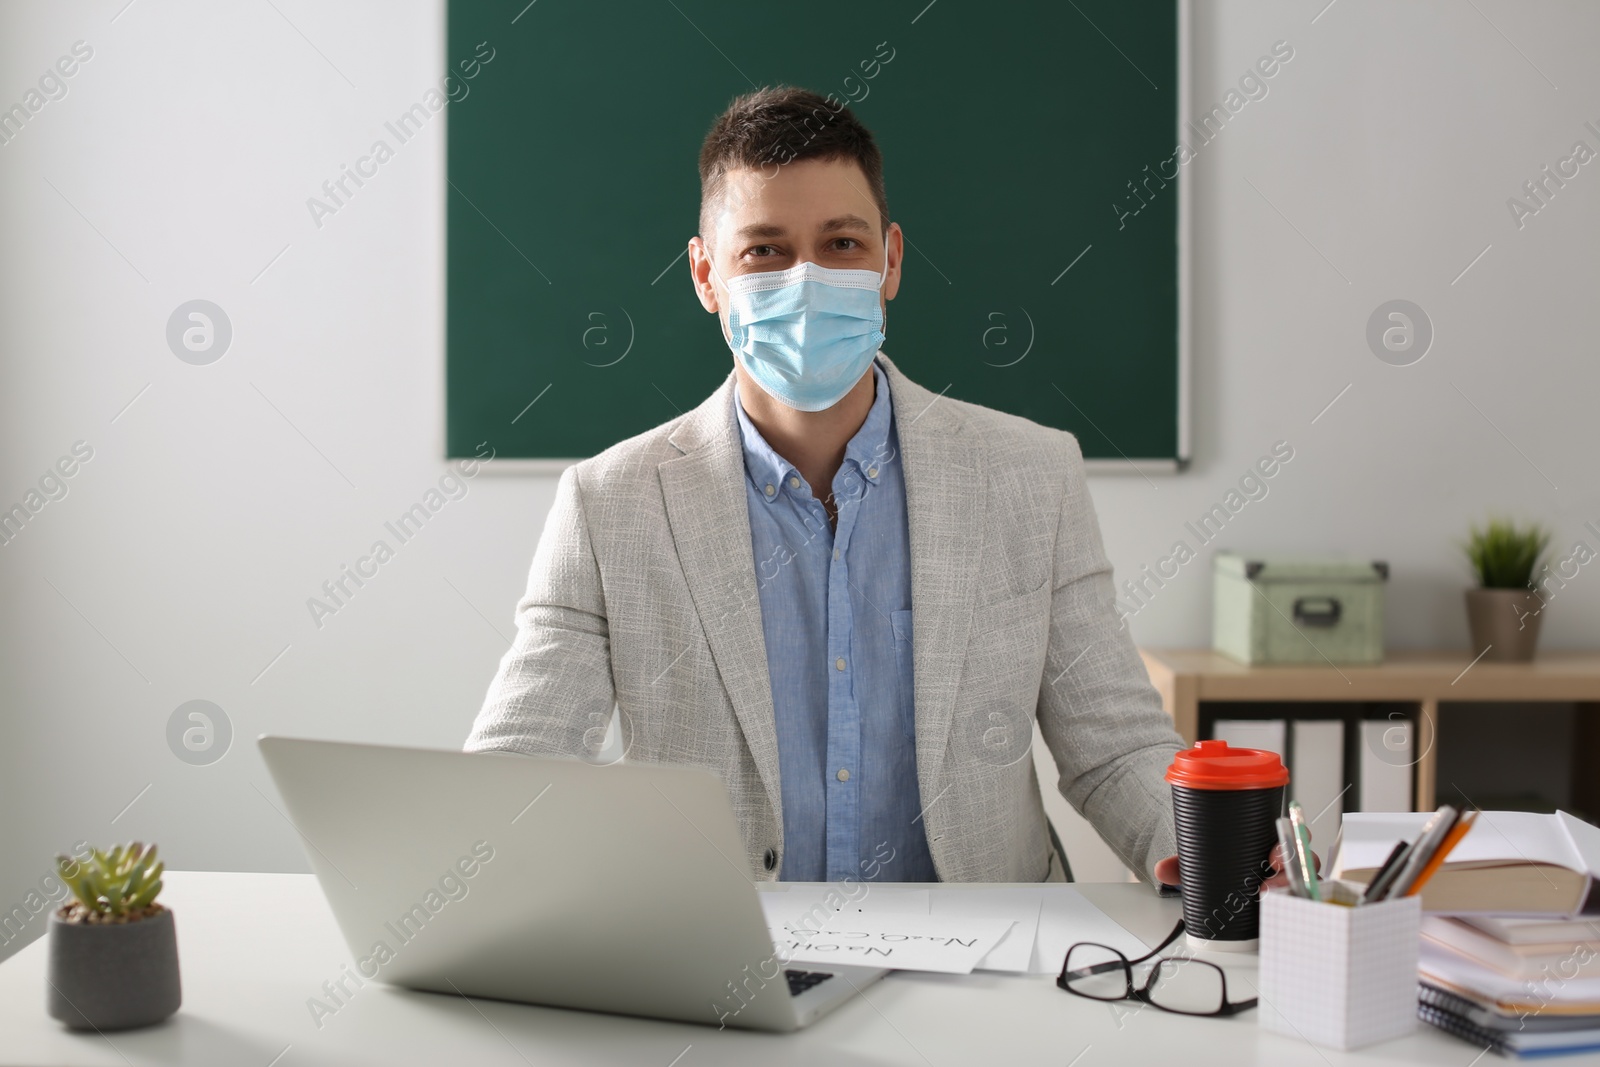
[1460,517,1551,662]
[47,843,181,1031]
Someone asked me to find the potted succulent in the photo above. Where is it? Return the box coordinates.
[1460,517,1551,662]
[47,843,181,1031]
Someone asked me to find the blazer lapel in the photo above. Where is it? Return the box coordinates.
[879,355,987,802]
[658,373,784,821]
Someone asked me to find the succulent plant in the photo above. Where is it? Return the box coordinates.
[1462,517,1551,590]
[55,843,165,922]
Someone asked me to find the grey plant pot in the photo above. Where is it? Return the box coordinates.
[47,906,181,1031]
[1465,587,1544,663]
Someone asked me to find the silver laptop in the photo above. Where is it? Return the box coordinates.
[257,736,886,1031]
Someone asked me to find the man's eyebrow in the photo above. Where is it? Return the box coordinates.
[734,222,787,240]
[819,214,873,234]
[731,215,875,242]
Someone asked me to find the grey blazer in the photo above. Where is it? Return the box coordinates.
[465,354,1184,883]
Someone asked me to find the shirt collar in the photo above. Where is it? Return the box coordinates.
[733,358,894,503]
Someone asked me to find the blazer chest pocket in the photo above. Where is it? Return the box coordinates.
[972,575,1052,624]
[967,579,1052,693]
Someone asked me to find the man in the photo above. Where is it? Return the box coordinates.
[465,86,1192,887]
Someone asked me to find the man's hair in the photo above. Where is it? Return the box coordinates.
[698,86,889,241]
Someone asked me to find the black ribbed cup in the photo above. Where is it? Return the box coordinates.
[1171,783,1283,945]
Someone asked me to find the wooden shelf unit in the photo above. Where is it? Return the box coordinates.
[1138,648,1600,812]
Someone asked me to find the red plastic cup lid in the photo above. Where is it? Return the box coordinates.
[1165,739,1289,790]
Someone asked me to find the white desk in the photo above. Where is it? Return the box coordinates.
[0,872,1572,1066]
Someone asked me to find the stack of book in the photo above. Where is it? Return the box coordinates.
[1419,917,1600,1058]
[1337,809,1600,1058]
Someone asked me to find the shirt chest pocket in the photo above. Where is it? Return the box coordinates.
[892,608,914,648]
[892,608,915,737]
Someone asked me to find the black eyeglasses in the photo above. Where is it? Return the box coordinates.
[1056,920,1257,1018]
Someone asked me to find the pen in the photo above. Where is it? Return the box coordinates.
[1359,840,1410,904]
[1276,817,1308,898]
[1385,805,1460,900]
[1404,808,1478,898]
[1289,802,1320,902]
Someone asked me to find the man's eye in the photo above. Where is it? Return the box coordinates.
[747,245,779,257]
[834,238,859,250]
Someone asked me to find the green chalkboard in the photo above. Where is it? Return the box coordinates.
[447,0,1181,462]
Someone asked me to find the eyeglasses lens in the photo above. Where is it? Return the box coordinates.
[1146,958,1227,1015]
[1062,944,1130,1000]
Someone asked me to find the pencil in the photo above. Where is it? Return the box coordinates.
[1403,808,1479,898]
[1381,804,1459,901]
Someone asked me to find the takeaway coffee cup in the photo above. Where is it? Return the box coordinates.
[1165,739,1288,952]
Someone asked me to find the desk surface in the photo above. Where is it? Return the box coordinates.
[1,872,1569,1067]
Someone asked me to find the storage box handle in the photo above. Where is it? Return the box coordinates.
[1293,596,1342,627]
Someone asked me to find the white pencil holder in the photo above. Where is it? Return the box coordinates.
[1257,883,1420,1051]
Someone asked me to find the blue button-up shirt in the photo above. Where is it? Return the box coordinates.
[732,358,938,883]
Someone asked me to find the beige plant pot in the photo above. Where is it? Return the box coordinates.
[1464,588,1544,662]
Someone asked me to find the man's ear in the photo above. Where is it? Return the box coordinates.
[688,236,721,314]
[882,222,904,302]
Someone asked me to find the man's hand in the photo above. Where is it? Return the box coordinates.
[1154,842,1319,890]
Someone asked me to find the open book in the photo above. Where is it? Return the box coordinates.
[1334,810,1600,916]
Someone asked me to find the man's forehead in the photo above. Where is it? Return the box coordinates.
[712,159,877,233]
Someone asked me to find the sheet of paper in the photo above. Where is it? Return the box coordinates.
[766,912,1014,974]
[928,887,1045,973]
[759,887,930,930]
[1028,887,1152,975]
[757,884,1148,976]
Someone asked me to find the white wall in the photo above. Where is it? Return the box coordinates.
[3,0,1598,956]
[1103,0,1600,652]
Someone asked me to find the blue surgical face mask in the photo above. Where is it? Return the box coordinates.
[709,248,887,412]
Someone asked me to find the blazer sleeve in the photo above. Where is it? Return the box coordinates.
[1034,432,1185,885]
[464,465,618,758]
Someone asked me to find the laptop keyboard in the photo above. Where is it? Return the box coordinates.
[785,969,834,996]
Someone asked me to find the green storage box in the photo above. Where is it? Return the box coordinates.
[1212,554,1388,665]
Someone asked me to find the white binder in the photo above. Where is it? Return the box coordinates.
[1359,718,1413,812]
[1212,718,1286,757]
[1291,719,1345,841]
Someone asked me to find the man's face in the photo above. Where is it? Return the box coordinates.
[689,157,903,343]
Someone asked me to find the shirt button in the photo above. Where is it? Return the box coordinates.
[867,466,879,478]
[788,475,800,489]
[835,657,846,671]
[764,484,775,497]
[837,769,850,782]
[763,848,777,871]
[834,548,840,560]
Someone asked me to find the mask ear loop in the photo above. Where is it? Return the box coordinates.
[873,236,889,344]
[700,238,724,287]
